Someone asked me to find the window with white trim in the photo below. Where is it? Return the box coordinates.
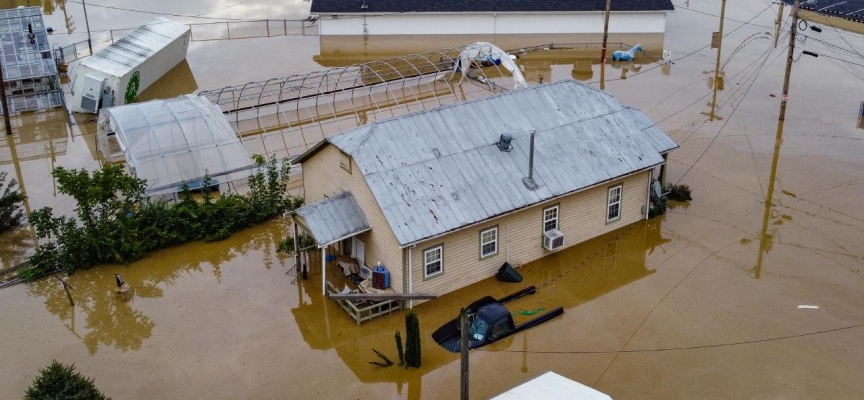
[607,185,623,222]
[543,205,559,233]
[480,227,498,258]
[424,245,443,278]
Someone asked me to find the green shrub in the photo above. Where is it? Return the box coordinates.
[278,232,316,254]
[0,171,26,233]
[648,196,668,218]
[405,309,421,368]
[665,183,693,201]
[25,360,110,400]
[24,155,299,280]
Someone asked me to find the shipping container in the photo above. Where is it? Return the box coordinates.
[69,17,190,113]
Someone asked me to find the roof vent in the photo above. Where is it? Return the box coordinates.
[497,133,513,152]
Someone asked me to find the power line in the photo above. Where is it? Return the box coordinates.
[484,322,864,355]
[672,2,777,31]
[590,2,777,86]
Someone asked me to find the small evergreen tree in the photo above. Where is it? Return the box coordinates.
[405,309,421,368]
[25,360,110,400]
[0,171,26,233]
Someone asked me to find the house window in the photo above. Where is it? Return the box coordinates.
[424,245,443,278]
[543,205,559,233]
[607,185,623,222]
[480,227,498,258]
[339,151,351,173]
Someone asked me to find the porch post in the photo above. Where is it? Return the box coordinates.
[660,153,669,187]
[322,245,327,295]
[293,217,301,272]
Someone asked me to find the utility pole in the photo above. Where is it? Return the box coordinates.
[774,1,785,48]
[779,0,801,121]
[82,0,93,54]
[0,60,12,135]
[600,0,612,64]
[709,0,727,121]
[460,308,470,400]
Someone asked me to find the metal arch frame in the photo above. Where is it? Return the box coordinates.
[197,44,519,160]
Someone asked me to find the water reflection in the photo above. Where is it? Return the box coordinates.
[27,220,287,353]
[290,218,667,397]
[753,118,786,279]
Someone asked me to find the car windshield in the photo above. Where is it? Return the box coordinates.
[468,315,491,341]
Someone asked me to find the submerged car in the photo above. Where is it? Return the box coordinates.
[431,286,563,352]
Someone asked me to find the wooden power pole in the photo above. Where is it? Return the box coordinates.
[600,0,612,63]
[774,1,785,48]
[779,0,802,121]
[460,308,470,400]
[709,0,728,121]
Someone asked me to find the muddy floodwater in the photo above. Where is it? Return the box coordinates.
[2,0,864,398]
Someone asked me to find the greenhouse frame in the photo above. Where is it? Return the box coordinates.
[96,95,254,197]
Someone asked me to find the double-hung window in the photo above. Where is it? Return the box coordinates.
[424,245,443,278]
[480,227,498,258]
[543,205,559,233]
[607,185,623,222]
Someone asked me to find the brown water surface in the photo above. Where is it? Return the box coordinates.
[2,0,864,398]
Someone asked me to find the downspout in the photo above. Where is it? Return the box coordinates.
[321,244,327,296]
[645,170,653,220]
[408,246,414,309]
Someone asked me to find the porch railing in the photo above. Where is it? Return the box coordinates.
[326,281,401,325]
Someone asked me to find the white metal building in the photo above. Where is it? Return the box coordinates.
[70,17,190,114]
[96,95,254,197]
[311,0,675,53]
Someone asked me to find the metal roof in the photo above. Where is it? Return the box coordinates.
[783,0,864,23]
[312,0,674,13]
[0,7,56,81]
[295,192,371,247]
[492,371,612,400]
[80,17,189,78]
[312,80,676,247]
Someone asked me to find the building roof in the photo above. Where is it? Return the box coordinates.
[296,80,677,247]
[783,0,864,24]
[0,7,56,81]
[81,17,189,78]
[96,95,253,196]
[492,371,612,400]
[312,0,674,13]
[295,192,372,247]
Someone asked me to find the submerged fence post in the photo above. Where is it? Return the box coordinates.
[226,21,231,40]
[284,19,287,36]
[266,19,270,37]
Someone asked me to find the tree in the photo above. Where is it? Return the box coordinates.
[405,309,421,368]
[0,171,26,233]
[25,360,110,400]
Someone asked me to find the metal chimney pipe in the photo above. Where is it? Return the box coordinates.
[528,129,536,182]
[522,130,539,190]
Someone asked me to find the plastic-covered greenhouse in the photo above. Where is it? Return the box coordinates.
[97,95,254,197]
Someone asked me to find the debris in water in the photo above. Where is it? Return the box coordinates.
[797,305,820,309]
[368,349,394,367]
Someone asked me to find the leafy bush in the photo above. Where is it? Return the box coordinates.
[25,360,110,400]
[278,232,316,254]
[25,155,299,280]
[665,183,692,201]
[648,196,668,218]
[0,171,26,233]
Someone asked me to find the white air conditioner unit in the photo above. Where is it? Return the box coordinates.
[543,229,565,251]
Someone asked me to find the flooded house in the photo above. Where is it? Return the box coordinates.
[291,79,677,302]
[311,0,675,60]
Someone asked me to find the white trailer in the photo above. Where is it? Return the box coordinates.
[69,17,190,113]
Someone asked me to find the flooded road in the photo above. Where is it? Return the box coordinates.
[2,0,864,398]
